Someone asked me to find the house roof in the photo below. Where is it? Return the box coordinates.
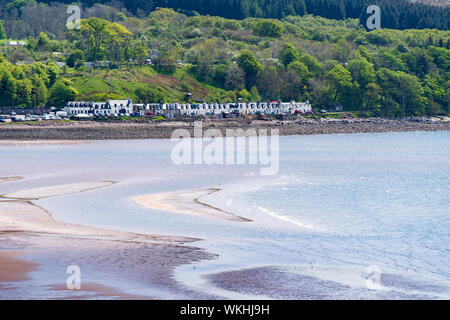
[5,40,26,46]
[108,100,131,105]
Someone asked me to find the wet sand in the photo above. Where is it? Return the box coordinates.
[0,177,23,184]
[0,180,216,299]
[2,181,116,200]
[48,283,149,300]
[1,230,216,299]
[0,251,38,283]
[134,188,252,222]
[207,266,442,299]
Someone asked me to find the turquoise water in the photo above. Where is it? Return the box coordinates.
[0,131,449,299]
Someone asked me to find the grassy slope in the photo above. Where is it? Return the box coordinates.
[67,65,226,102]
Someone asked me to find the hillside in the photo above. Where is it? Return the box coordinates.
[0,4,449,117]
[68,67,226,102]
[27,0,450,30]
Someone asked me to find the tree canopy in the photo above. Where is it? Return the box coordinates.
[0,3,448,116]
[30,0,450,30]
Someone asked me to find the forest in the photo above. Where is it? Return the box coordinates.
[0,2,449,117]
[28,0,450,30]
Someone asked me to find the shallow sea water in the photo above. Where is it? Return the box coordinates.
[0,131,449,299]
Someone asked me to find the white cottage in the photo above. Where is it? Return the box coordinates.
[66,99,133,117]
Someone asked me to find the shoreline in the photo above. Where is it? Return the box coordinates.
[0,140,89,146]
[0,180,216,299]
[0,118,449,140]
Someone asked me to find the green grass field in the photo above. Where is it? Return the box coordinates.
[67,66,226,103]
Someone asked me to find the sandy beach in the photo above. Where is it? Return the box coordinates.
[0,178,216,299]
[134,188,252,222]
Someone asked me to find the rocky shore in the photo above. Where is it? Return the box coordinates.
[0,117,449,140]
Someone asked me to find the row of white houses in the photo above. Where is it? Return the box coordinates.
[65,99,312,118]
[145,101,312,117]
[65,100,134,117]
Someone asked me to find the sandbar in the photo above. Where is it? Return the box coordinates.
[134,188,252,222]
[0,177,23,184]
[2,181,116,200]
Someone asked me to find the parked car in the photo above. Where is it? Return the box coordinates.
[28,115,41,121]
